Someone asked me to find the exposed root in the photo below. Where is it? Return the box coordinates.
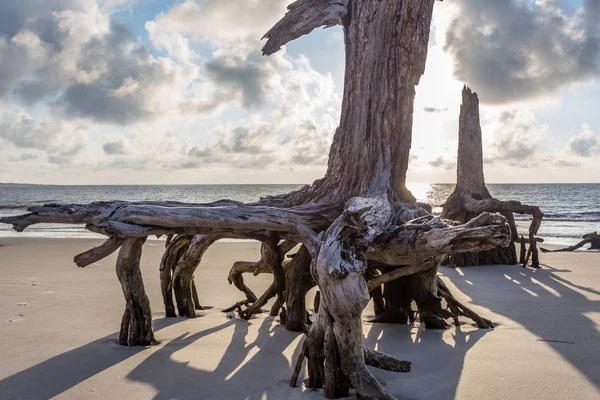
[364,347,411,372]
[116,238,156,346]
[74,237,124,268]
[170,235,221,317]
[436,277,494,329]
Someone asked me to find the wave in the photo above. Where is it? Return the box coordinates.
[0,204,45,210]
[514,211,600,222]
[0,200,61,210]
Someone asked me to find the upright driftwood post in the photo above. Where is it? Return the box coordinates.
[442,86,543,267]
[116,237,156,346]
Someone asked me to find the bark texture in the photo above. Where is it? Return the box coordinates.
[541,232,600,252]
[442,86,544,268]
[116,238,156,346]
[0,1,516,398]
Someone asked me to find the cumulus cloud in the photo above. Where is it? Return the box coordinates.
[484,110,548,167]
[178,114,335,171]
[0,1,200,125]
[147,0,289,50]
[443,0,600,104]
[566,125,600,157]
[0,108,86,164]
[0,0,343,177]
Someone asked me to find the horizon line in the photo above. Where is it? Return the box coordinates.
[1,182,599,186]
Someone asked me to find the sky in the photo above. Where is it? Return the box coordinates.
[0,0,599,185]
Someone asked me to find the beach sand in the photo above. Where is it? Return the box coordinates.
[0,237,598,400]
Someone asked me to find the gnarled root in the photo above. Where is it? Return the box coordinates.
[364,347,411,372]
[116,237,156,346]
[284,245,315,331]
[170,235,221,317]
[225,238,311,324]
[160,234,193,317]
[436,277,493,329]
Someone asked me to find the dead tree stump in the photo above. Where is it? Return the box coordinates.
[442,86,544,268]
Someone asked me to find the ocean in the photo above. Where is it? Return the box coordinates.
[0,183,598,246]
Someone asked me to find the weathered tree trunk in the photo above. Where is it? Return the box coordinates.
[262,0,433,207]
[116,238,156,346]
[442,86,543,268]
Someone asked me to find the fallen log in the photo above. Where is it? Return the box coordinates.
[541,232,600,252]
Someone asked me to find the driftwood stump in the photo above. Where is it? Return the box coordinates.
[442,86,544,268]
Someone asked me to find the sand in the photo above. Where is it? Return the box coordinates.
[0,237,598,400]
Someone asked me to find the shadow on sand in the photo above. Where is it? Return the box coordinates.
[0,318,182,400]
[442,262,600,391]
[0,309,494,400]
[11,258,594,399]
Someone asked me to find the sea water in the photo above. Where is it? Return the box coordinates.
[0,183,598,246]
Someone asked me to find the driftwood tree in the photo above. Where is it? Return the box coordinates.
[1,1,513,398]
[541,232,600,253]
[442,86,544,268]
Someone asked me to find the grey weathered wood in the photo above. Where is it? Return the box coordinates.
[541,232,600,252]
[116,237,155,346]
[442,86,544,267]
[170,235,221,317]
[159,234,192,317]
[284,245,314,331]
[366,258,438,292]
[73,237,124,268]
[262,0,349,56]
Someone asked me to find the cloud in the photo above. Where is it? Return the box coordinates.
[567,125,600,157]
[0,108,86,164]
[0,0,107,100]
[0,0,343,177]
[443,0,600,104]
[0,1,200,125]
[423,106,448,113]
[8,153,38,162]
[288,119,335,166]
[428,156,456,170]
[552,158,580,167]
[148,0,289,50]
[54,20,199,125]
[103,138,130,155]
[483,110,548,167]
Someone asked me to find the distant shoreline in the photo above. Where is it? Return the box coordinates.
[1,182,599,186]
